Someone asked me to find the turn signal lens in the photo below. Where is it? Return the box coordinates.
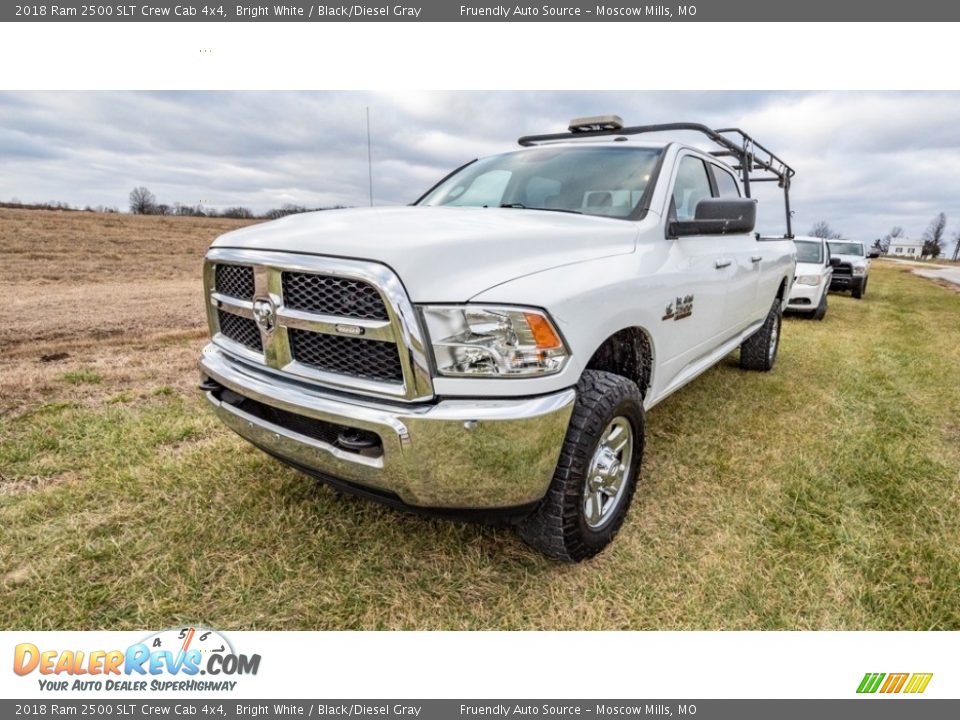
[524,312,563,350]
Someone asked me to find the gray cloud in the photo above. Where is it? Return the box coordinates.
[1,91,958,248]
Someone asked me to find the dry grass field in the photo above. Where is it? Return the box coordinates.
[0,209,257,416]
[1,208,959,630]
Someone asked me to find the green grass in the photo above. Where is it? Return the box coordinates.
[61,367,103,385]
[1,264,958,630]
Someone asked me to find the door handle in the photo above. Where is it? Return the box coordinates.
[751,255,763,263]
[714,259,732,269]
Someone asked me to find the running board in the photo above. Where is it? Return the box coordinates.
[654,320,766,406]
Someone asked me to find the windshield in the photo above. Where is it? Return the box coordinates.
[794,240,823,264]
[417,146,662,219]
[828,241,864,257]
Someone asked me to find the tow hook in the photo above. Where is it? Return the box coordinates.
[336,428,382,458]
[199,377,221,393]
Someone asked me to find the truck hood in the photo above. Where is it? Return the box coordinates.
[831,254,868,265]
[795,261,824,275]
[210,206,638,302]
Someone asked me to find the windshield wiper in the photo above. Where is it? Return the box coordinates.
[499,203,583,215]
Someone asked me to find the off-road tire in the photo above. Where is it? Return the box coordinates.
[813,290,828,321]
[518,370,645,563]
[740,297,782,371]
[852,278,865,299]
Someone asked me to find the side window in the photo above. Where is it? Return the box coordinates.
[712,165,741,198]
[671,156,713,221]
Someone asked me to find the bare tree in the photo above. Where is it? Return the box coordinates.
[880,225,904,253]
[809,220,843,240]
[922,212,947,259]
[952,230,960,262]
[263,203,310,220]
[155,203,172,216]
[221,207,255,219]
[129,186,156,215]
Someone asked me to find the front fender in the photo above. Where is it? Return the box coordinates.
[429,253,662,400]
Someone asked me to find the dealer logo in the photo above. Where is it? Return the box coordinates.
[13,626,261,693]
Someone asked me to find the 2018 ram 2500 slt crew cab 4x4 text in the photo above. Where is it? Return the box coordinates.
[198,117,798,561]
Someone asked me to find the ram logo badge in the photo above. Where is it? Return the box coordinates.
[662,294,694,321]
[252,298,276,334]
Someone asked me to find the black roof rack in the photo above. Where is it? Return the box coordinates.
[518,121,796,237]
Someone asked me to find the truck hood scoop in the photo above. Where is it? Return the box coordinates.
[211,206,638,302]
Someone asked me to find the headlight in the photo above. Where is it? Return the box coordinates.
[796,275,820,286]
[420,305,569,377]
[853,264,867,276]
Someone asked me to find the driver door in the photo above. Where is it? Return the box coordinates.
[659,153,738,373]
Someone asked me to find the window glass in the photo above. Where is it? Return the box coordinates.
[827,241,865,256]
[419,146,662,219]
[794,240,823,264]
[672,156,713,221]
[443,169,511,207]
[713,166,741,198]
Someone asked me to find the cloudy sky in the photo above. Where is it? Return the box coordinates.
[2,91,959,246]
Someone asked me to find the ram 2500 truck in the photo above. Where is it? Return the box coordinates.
[827,239,871,298]
[198,117,798,561]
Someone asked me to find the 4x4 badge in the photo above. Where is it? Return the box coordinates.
[662,294,694,321]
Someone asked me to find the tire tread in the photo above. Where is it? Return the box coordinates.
[519,370,644,562]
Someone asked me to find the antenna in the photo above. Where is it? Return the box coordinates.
[366,106,374,207]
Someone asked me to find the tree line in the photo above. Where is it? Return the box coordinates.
[128,186,343,220]
[810,213,959,261]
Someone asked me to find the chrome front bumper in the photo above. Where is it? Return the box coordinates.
[199,344,575,510]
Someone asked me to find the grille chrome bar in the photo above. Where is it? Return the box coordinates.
[204,248,433,402]
[210,292,254,319]
[276,307,395,343]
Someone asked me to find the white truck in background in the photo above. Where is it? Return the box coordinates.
[199,117,797,561]
[788,236,833,319]
[828,239,873,298]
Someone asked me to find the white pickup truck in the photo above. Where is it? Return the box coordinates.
[199,117,797,561]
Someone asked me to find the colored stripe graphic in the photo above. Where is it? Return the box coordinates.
[904,673,933,694]
[857,673,885,693]
[857,672,932,694]
[880,673,909,693]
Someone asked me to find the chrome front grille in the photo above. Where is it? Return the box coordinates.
[288,328,403,383]
[204,249,433,401]
[215,263,255,299]
[217,308,262,351]
[281,272,389,320]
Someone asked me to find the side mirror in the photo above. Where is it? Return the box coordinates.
[829,257,841,267]
[868,251,880,259]
[668,198,757,238]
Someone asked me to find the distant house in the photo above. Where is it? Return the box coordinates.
[888,238,925,257]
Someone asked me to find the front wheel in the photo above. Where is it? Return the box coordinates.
[852,277,865,299]
[518,370,645,562]
[740,297,782,371]
[813,290,828,321]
